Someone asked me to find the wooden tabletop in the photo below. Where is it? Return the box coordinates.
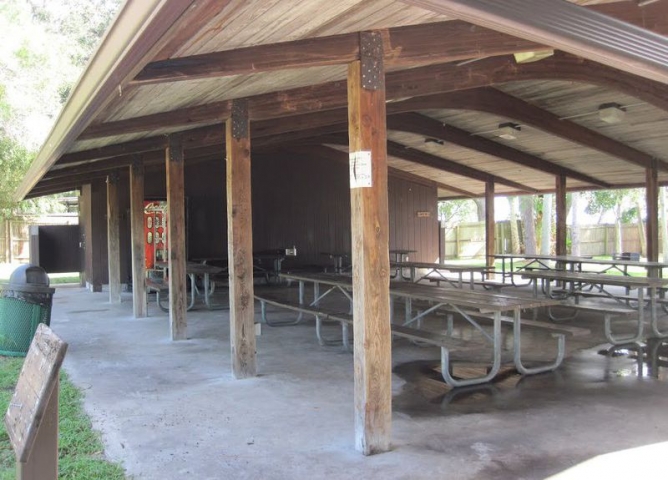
[390,261,490,272]
[389,282,558,313]
[493,254,593,263]
[520,270,668,288]
[280,272,558,313]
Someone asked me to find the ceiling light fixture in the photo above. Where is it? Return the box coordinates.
[598,103,626,124]
[514,49,554,64]
[497,122,521,140]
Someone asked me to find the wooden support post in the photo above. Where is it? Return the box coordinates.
[555,174,568,256]
[485,180,495,272]
[647,160,659,264]
[106,173,121,304]
[130,159,147,318]
[167,136,188,340]
[348,31,392,455]
[226,99,256,379]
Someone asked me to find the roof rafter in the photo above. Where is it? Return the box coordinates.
[80,51,668,141]
[408,88,666,172]
[400,0,668,84]
[387,112,610,187]
[320,133,536,192]
[130,1,668,86]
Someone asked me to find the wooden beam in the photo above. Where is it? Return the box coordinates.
[386,141,537,193]
[412,88,668,172]
[555,174,567,257]
[129,159,147,318]
[106,172,121,304]
[485,179,495,271]
[387,113,610,187]
[79,50,668,141]
[130,1,668,85]
[401,0,668,84]
[647,160,659,263]
[226,99,256,379]
[132,21,541,86]
[348,32,392,455]
[166,136,188,340]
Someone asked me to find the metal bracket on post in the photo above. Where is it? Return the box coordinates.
[231,98,249,139]
[168,135,184,164]
[360,31,384,91]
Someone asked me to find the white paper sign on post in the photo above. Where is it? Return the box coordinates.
[349,151,373,188]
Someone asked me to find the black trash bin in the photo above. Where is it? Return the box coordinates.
[0,264,55,357]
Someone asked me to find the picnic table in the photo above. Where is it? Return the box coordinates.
[264,272,564,387]
[389,261,492,289]
[320,252,350,274]
[521,269,668,343]
[493,254,594,286]
[151,261,225,310]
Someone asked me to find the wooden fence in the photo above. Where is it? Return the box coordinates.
[0,215,78,264]
[443,221,650,259]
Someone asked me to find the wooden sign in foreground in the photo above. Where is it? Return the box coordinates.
[5,324,68,480]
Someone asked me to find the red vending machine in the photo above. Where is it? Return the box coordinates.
[144,201,168,270]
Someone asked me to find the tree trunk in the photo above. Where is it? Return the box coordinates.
[541,194,553,255]
[615,204,623,253]
[661,187,668,262]
[508,196,521,254]
[520,196,536,254]
[636,199,646,257]
[473,198,485,222]
[571,191,581,256]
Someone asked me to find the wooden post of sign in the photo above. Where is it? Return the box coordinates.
[166,136,188,340]
[107,172,121,304]
[556,174,568,257]
[485,180,495,276]
[130,158,147,318]
[5,324,67,480]
[348,31,392,455]
[226,99,256,379]
[647,160,659,265]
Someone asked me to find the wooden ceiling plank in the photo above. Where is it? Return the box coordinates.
[418,87,667,172]
[131,1,668,85]
[387,112,610,188]
[385,140,537,192]
[80,51,668,140]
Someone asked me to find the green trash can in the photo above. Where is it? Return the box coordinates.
[0,264,55,357]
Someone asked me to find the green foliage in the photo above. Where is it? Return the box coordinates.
[0,0,120,217]
[0,357,126,479]
[584,189,643,224]
[438,199,477,225]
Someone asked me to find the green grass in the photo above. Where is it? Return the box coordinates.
[0,357,126,479]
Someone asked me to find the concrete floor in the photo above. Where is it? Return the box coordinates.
[50,285,668,479]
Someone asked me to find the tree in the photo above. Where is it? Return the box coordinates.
[541,194,552,255]
[0,0,120,217]
[570,191,581,256]
[438,199,476,226]
[584,189,636,254]
[519,195,537,254]
[508,196,520,254]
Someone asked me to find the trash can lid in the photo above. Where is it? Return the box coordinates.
[8,264,50,287]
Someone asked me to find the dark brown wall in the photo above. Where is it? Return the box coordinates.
[251,152,439,265]
[80,180,107,291]
[83,151,438,285]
